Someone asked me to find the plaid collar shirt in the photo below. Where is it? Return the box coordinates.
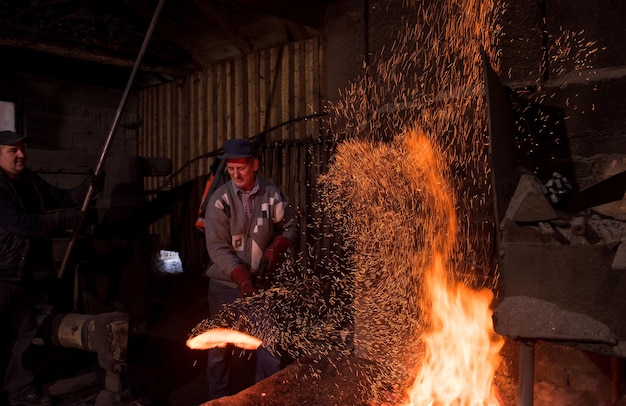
[234,180,260,221]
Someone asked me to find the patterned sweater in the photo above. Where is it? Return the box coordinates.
[204,178,297,288]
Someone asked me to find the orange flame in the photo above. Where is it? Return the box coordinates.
[404,130,503,405]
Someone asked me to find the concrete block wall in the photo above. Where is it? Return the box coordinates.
[0,71,137,188]
[500,0,626,189]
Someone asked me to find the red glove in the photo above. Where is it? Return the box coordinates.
[258,235,291,276]
[230,265,257,297]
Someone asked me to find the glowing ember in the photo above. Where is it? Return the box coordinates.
[186,327,263,350]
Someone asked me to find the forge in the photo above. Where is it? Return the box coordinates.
[485,52,626,406]
[195,85,626,406]
[198,38,626,406]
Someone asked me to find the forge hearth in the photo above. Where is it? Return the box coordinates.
[483,51,626,405]
[493,172,626,354]
[491,171,626,405]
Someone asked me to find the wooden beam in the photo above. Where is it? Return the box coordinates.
[191,0,254,55]
[122,0,206,69]
[281,19,312,42]
[0,38,191,77]
[230,0,327,28]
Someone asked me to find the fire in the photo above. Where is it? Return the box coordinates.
[186,327,262,351]
[404,131,504,405]
[407,255,503,405]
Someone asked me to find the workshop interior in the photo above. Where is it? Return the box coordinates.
[1,0,626,405]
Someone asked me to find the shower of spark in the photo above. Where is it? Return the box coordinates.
[187,0,607,402]
[318,0,602,400]
[318,129,503,404]
[319,0,505,401]
[192,0,510,402]
[328,0,503,282]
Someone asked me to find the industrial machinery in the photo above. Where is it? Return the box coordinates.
[34,154,173,405]
[483,53,626,405]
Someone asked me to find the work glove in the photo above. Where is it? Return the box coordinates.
[257,235,291,277]
[60,209,98,232]
[71,169,106,204]
[40,209,85,235]
[39,208,95,236]
[230,264,258,298]
[89,169,106,193]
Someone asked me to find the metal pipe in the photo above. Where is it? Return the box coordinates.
[519,340,535,406]
[58,0,167,279]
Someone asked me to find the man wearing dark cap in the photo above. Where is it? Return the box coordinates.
[204,138,297,399]
[0,130,96,405]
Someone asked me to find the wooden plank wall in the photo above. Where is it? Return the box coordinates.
[136,37,327,273]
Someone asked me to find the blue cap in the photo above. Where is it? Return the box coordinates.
[218,139,256,159]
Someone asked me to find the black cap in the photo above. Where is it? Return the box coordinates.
[218,138,256,159]
[0,130,26,146]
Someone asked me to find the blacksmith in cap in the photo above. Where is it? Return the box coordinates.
[204,138,297,399]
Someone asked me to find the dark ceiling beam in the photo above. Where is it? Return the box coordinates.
[231,0,328,28]
[281,20,312,42]
[0,37,191,77]
[191,0,254,55]
[122,0,206,69]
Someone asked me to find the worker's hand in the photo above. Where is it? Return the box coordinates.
[88,169,106,193]
[258,235,291,277]
[62,208,97,231]
[70,169,105,204]
[230,265,257,298]
[82,208,98,225]
[60,209,85,231]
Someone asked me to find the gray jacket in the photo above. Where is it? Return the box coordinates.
[204,178,297,288]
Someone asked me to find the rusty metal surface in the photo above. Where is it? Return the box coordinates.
[494,296,617,344]
[494,202,626,358]
[485,58,626,357]
[482,51,518,229]
[498,242,624,328]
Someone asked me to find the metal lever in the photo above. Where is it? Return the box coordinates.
[57,0,167,279]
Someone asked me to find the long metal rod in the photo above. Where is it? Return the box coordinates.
[519,340,535,406]
[58,0,166,279]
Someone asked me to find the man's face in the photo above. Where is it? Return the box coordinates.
[0,142,27,179]
[226,157,259,192]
